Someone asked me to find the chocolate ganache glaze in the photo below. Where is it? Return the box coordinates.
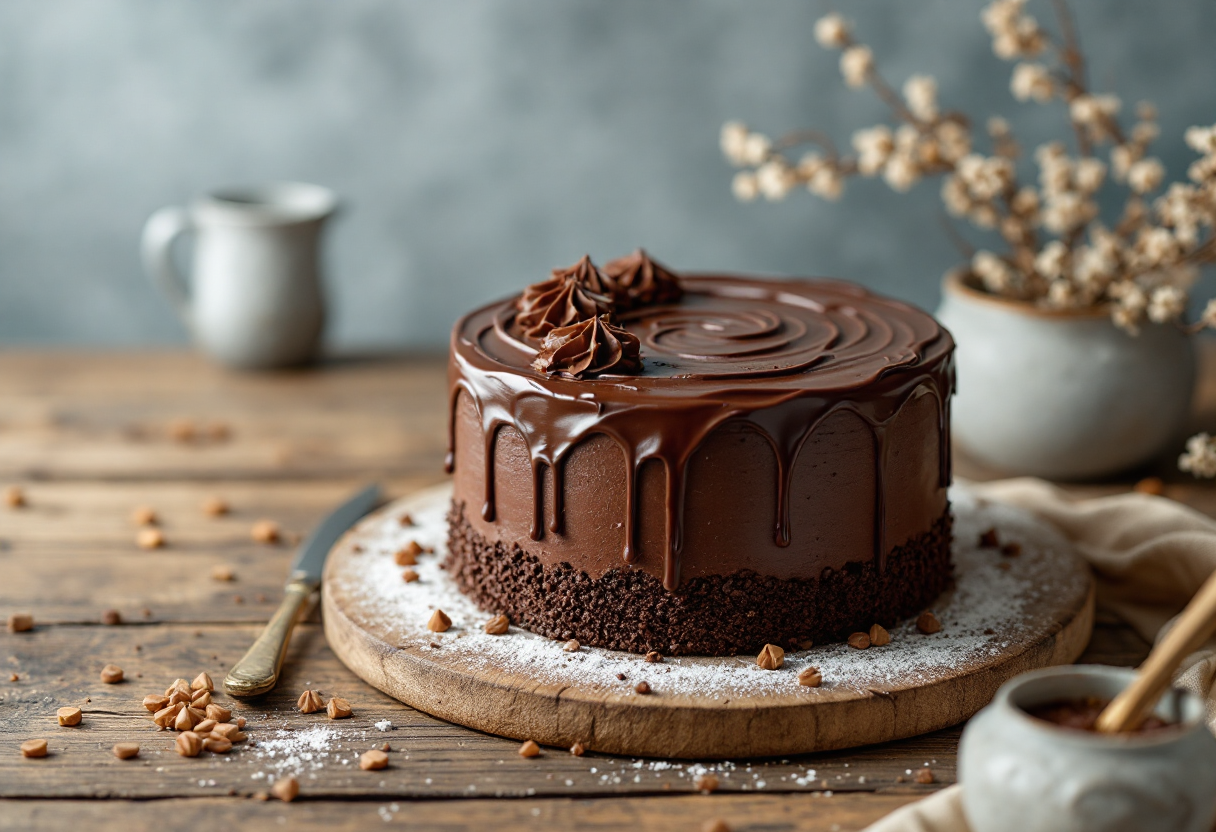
[446,270,955,602]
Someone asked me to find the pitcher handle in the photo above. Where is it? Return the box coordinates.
[140,206,194,324]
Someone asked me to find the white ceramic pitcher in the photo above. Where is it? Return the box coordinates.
[141,182,337,369]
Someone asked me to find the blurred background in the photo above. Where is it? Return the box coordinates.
[0,0,1212,352]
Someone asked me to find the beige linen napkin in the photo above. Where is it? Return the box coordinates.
[865,477,1216,832]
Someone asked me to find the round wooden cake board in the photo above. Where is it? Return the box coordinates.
[323,483,1094,760]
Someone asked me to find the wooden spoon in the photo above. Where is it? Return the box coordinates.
[1096,568,1216,733]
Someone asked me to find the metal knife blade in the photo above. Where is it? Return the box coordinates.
[223,483,382,698]
[288,483,382,589]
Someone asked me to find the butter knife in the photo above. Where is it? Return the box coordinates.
[224,484,382,698]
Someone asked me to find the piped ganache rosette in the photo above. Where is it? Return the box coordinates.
[444,251,956,655]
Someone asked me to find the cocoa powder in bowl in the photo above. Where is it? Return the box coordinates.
[1025,696,1175,734]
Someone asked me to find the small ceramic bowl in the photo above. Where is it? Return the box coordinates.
[959,665,1216,832]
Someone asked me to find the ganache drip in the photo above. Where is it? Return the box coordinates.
[602,249,684,309]
[532,314,642,378]
[448,269,955,592]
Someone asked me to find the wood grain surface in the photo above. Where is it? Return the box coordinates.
[0,348,1209,831]
[2,794,925,832]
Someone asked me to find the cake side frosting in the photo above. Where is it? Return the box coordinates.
[447,271,955,592]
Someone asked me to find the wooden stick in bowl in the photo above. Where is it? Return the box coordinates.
[1096,568,1216,733]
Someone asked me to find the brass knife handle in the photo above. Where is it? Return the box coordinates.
[223,580,313,698]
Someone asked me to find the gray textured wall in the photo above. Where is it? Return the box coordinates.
[1,1,1212,349]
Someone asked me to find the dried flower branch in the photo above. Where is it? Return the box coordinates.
[724,0,1216,478]
[721,0,1215,336]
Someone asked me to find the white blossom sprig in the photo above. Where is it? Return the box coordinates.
[722,0,1216,477]
[1180,433,1216,478]
[722,0,1216,333]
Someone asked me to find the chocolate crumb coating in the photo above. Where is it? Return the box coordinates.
[445,501,952,655]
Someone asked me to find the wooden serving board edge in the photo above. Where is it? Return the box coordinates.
[322,559,1094,760]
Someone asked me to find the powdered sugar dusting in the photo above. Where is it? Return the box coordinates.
[250,725,341,777]
[326,483,1089,700]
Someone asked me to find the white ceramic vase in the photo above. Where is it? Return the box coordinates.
[936,272,1196,479]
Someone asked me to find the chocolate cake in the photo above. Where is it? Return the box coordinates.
[443,252,955,656]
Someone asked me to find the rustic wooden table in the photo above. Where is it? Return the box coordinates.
[1,350,1210,831]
